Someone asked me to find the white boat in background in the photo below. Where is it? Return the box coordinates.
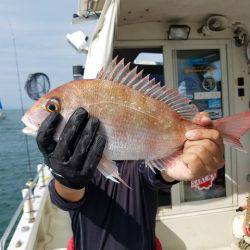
[1,0,250,249]
[0,112,5,120]
[0,100,6,120]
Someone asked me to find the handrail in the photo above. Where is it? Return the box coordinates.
[246,194,250,229]
[0,164,46,250]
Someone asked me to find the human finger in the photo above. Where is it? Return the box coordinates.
[182,152,208,179]
[185,128,224,151]
[192,112,212,127]
[183,145,218,173]
[80,134,106,178]
[70,117,100,169]
[184,139,225,165]
[36,112,62,155]
[53,108,88,161]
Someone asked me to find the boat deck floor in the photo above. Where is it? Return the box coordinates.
[35,204,72,250]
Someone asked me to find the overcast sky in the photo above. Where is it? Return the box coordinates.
[0,0,96,109]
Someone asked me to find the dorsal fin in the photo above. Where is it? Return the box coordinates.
[97,58,198,120]
[97,56,118,80]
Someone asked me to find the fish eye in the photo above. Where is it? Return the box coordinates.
[45,98,61,113]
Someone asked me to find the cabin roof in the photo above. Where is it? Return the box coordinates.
[117,0,250,27]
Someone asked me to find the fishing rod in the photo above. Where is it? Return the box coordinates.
[8,20,32,177]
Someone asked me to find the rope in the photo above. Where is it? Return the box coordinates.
[8,20,32,177]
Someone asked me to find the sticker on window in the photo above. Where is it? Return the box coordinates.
[191,173,217,190]
[194,91,221,100]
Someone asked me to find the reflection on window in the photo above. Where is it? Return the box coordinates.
[176,49,226,202]
[134,52,163,66]
[113,48,165,86]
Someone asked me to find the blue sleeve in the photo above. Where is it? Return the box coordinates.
[49,179,86,211]
[140,162,179,190]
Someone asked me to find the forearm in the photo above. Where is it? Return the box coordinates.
[54,180,85,202]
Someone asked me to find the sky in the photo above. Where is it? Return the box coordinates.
[0,0,96,109]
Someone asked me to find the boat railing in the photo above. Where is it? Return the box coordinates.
[0,163,51,250]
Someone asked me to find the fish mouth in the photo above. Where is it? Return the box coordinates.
[21,115,38,137]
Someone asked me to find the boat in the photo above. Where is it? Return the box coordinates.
[0,100,6,120]
[1,0,250,249]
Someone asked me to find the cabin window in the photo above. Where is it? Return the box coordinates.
[134,52,163,65]
[175,49,226,202]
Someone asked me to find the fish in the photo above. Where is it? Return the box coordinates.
[22,57,250,184]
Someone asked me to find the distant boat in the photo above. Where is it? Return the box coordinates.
[0,100,6,120]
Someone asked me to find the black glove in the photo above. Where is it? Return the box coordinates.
[36,107,106,190]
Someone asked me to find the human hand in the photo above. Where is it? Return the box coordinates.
[36,107,106,190]
[182,112,225,180]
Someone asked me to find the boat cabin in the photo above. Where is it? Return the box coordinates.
[83,1,250,248]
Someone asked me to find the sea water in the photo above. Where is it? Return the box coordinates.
[0,110,42,237]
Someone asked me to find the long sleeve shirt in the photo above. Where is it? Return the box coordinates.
[49,160,178,250]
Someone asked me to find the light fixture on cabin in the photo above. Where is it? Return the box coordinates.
[207,15,228,32]
[66,31,89,53]
[168,25,191,40]
[198,15,228,36]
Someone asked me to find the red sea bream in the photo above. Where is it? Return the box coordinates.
[22,58,250,184]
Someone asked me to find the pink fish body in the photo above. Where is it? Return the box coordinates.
[22,58,250,182]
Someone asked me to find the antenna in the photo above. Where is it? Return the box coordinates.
[8,20,32,177]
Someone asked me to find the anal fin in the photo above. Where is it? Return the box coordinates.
[98,156,132,189]
[145,160,156,173]
[147,150,184,172]
[147,150,212,182]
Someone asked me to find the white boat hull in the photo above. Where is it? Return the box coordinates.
[6,165,244,250]
[7,185,242,250]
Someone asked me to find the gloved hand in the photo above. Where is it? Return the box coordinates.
[36,107,106,190]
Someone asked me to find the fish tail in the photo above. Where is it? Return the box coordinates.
[213,110,250,151]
